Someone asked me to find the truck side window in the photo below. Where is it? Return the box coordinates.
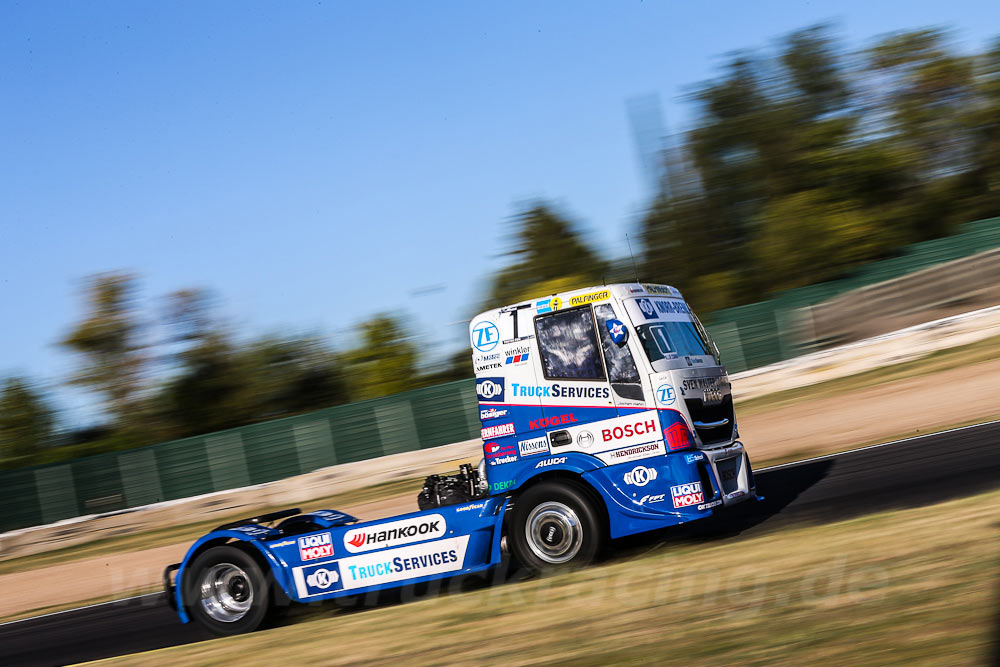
[535,307,606,381]
[594,304,644,401]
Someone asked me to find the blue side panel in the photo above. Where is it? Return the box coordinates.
[285,498,508,601]
[583,451,722,539]
[174,498,510,622]
[480,403,619,471]
[486,451,604,494]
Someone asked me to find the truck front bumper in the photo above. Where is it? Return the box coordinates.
[702,441,757,507]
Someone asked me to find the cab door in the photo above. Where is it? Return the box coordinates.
[592,301,653,415]
[532,305,616,430]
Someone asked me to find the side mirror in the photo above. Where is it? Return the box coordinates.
[606,319,628,346]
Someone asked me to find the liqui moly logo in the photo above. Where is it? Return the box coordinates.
[670,482,704,508]
[298,532,333,561]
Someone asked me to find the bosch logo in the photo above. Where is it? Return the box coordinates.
[602,419,658,442]
[623,466,657,487]
[476,378,504,401]
[577,431,594,448]
[656,383,676,406]
[306,568,339,589]
[471,321,500,352]
[297,533,333,561]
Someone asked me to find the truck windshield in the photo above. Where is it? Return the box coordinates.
[636,321,711,363]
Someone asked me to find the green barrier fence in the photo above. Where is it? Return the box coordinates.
[0,379,478,533]
[4,217,1000,532]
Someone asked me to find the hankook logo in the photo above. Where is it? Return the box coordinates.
[342,514,447,553]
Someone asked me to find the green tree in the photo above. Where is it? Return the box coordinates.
[158,289,348,436]
[344,315,418,400]
[60,273,146,429]
[488,203,609,308]
[0,377,55,460]
[962,38,1000,221]
[866,29,976,238]
[749,190,887,292]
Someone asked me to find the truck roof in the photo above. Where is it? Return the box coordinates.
[471,282,683,323]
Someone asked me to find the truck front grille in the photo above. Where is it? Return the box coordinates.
[684,395,735,445]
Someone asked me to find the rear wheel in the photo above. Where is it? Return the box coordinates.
[184,545,270,635]
[510,481,604,573]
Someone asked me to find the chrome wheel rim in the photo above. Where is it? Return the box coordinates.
[525,501,582,564]
[199,563,253,623]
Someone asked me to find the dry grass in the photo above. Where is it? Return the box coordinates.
[94,489,1000,666]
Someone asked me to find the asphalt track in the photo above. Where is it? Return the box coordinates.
[3,421,999,666]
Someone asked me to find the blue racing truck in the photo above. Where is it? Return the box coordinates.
[165,283,757,634]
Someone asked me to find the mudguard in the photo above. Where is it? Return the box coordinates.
[581,450,725,539]
[485,450,604,494]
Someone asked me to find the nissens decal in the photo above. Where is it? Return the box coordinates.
[342,514,446,553]
[518,436,548,456]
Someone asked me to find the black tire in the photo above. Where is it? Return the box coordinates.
[183,545,271,636]
[509,481,605,573]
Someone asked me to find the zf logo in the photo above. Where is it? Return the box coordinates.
[477,377,505,401]
[655,383,676,406]
[623,465,657,487]
[471,321,500,352]
[636,298,657,320]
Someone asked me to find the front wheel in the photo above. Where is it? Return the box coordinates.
[183,545,271,635]
[509,481,605,573]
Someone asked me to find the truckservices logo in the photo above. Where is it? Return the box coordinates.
[342,514,447,553]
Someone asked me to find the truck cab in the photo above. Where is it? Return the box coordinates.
[470,283,756,547]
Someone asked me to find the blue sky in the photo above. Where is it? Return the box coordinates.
[2,1,998,425]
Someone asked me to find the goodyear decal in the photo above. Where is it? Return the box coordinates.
[568,290,610,307]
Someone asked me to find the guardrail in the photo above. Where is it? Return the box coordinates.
[0,380,480,532]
